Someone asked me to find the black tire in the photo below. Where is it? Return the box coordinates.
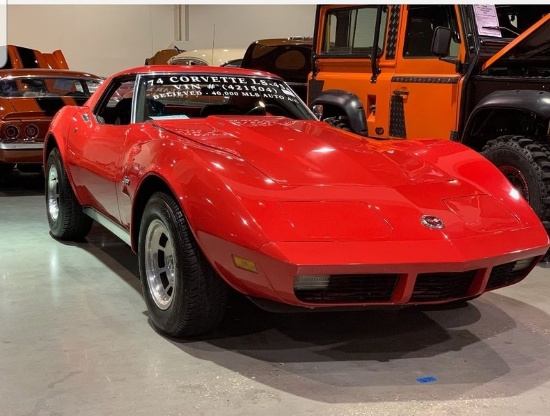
[323,115,352,132]
[0,162,15,175]
[45,148,93,240]
[482,135,550,228]
[138,192,228,337]
[17,163,43,173]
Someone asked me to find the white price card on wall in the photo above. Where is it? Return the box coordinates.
[0,0,6,67]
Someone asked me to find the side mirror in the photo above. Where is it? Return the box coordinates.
[431,26,452,58]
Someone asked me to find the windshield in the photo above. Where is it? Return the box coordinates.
[0,76,102,98]
[136,73,316,121]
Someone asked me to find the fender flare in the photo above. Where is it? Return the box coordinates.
[463,89,550,142]
[310,89,368,136]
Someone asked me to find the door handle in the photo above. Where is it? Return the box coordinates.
[393,90,409,96]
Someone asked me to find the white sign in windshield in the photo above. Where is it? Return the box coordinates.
[474,4,502,38]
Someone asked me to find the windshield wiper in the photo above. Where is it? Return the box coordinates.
[482,26,520,36]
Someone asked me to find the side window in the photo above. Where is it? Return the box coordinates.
[322,6,387,57]
[404,5,460,58]
[94,79,136,125]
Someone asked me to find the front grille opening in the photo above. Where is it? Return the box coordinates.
[486,257,538,290]
[411,270,478,302]
[294,274,400,303]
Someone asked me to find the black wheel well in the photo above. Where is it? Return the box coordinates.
[44,134,59,158]
[462,108,549,151]
[318,103,346,119]
[310,89,368,136]
[131,175,174,251]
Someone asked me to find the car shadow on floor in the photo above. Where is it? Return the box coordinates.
[51,209,550,405]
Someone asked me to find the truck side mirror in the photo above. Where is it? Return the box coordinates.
[432,26,452,57]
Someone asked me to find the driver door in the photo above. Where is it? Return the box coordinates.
[67,77,136,224]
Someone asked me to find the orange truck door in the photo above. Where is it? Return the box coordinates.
[310,5,398,139]
[390,5,464,140]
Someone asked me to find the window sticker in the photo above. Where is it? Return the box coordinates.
[473,4,502,37]
[147,75,299,103]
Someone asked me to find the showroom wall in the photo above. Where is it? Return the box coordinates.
[178,5,316,50]
[6,4,316,78]
[6,5,175,77]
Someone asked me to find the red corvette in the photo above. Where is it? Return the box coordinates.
[44,65,549,337]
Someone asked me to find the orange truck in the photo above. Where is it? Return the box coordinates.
[308,4,550,229]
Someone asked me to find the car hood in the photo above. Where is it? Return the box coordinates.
[153,117,541,242]
[482,13,550,71]
[155,117,455,187]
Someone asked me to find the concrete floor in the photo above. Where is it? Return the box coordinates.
[1,169,550,416]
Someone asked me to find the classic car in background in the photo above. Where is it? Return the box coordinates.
[146,47,244,67]
[0,69,103,174]
[44,65,549,338]
[240,37,312,101]
[168,48,245,67]
[1,44,69,70]
[144,47,182,65]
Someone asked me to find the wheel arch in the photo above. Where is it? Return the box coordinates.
[43,133,59,166]
[310,89,368,136]
[462,90,550,151]
[131,174,175,252]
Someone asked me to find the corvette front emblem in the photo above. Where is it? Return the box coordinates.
[421,215,444,229]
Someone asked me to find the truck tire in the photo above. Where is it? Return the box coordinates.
[482,135,550,228]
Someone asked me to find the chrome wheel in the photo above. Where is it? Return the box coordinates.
[47,163,60,222]
[144,219,176,310]
[138,192,229,336]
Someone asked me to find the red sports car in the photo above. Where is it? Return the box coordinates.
[44,65,550,338]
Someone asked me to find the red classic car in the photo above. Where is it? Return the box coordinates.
[44,65,549,338]
[0,68,103,174]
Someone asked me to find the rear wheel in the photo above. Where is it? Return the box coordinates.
[138,192,228,337]
[482,135,550,229]
[45,147,93,240]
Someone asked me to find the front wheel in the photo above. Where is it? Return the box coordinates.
[45,148,93,240]
[138,192,228,337]
[482,135,550,228]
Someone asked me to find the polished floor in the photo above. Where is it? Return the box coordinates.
[2,169,550,416]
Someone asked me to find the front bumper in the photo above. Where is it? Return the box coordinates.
[200,225,549,309]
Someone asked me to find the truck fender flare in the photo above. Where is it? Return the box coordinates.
[463,89,550,142]
[310,89,368,136]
